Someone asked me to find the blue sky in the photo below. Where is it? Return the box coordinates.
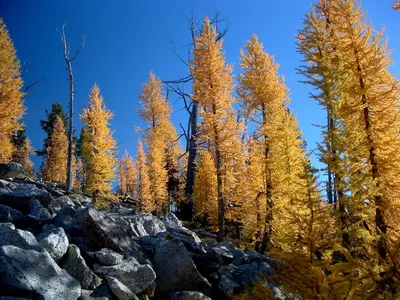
[1,0,399,175]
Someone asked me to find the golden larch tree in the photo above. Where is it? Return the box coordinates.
[135,139,153,212]
[0,18,25,162]
[138,72,180,215]
[119,150,136,195]
[42,115,68,183]
[81,84,117,195]
[191,18,245,241]
[194,150,218,228]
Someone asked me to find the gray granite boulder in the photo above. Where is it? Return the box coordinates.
[0,205,24,224]
[0,245,81,299]
[36,227,69,262]
[153,240,211,298]
[0,163,25,179]
[61,244,102,289]
[94,257,156,295]
[106,276,138,300]
[95,248,124,266]
[169,291,211,300]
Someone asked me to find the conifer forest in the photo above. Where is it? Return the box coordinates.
[1,1,400,298]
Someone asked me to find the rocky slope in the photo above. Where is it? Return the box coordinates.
[0,163,288,300]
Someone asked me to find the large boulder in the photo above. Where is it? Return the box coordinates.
[49,195,76,214]
[54,205,78,230]
[0,245,81,299]
[162,213,182,229]
[153,240,211,298]
[94,257,156,295]
[0,184,52,214]
[36,227,69,262]
[74,208,144,258]
[0,226,43,252]
[80,281,115,300]
[110,213,166,238]
[0,205,24,224]
[61,244,102,289]
[106,276,138,300]
[169,291,211,300]
[28,198,52,222]
[209,245,234,265]
[95,248,124,266]
[0,163,25,180]
[214,264,251,298]
[157,227,206,255]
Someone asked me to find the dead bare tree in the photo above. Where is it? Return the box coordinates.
[59,24,85,192]
[164,12,230,221]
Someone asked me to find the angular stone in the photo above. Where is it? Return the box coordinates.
[0,163,26,179]
[110,213,166,238]
[94,257,156,295]
[162,213,182,228]
[169,291,212,300]
[0,226,43,252]
[95,248,124,266]
[74,208,144,258]
[28,198,52,222]
[0,184,52,214]
[36,227,69,262]
[210,245,234,265]
[49,195,76,214]
[0,222,15,230]
[61,244,102,289]
[0,245,81,299]
[106,276,138,300]
[0,205,24,224]
[153,240,211,298]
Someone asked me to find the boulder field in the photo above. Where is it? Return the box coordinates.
[0,163,288,300]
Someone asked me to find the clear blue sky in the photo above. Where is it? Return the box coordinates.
[1,0,399,174]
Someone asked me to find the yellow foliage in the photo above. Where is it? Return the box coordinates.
[42,116,68,184]
[191,18,246,239]
[136,139,153,212]
[138,72,180,215]
[81,84,117,195]
[12,137,34,177]
[0,18,25,162]
[119,149,136,195]
[194,150,218,228]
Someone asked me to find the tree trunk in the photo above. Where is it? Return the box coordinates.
[183,101,199,221]
[260,104,273,253]
[66,59,74,192]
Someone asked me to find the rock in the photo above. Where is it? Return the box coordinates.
[0,245,81,299]
[134,235,168,258]
[193,250,224,277]
[169,291,212,300]
[157,227,206,255]
[0,184,52,214]
[28,198,52,222]
[0,205,24,224]
[0,222,15,230]
[94,257,156,295]
[0,226,43,252]
[54,205,78,230]
[0,163,25,179]
[80,282,114,300]
[36,227,69,262]
[110,213,166,237]
[162,213,182,228]
[61,244,102,290]
[0,179,11,189]
[153,240,211,298]
[106,276,138,300]
[95,248,124,266]
[215,264,250,298]
[74,208,144,258]
[210,245,234,265]
[49,195,76,213]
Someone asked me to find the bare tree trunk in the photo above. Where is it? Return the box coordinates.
[260,104,273,253]
[184,101,198,220]
[59,25,84,192]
